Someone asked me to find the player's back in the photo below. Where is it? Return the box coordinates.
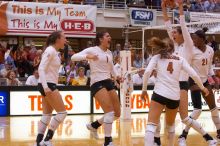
[153,54,184,100]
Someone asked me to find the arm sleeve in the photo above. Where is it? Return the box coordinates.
[165,20,174,41]
[142,55,158,91]
[182,58,205,90]
[71,48,90,61]
[38,49,53,89]
[179,15,194,51]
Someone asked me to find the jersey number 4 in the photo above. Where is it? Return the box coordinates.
[167,62,174,74]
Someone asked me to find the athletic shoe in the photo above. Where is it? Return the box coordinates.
[153,142,162,146]
[103,142,114,146]
[86,123,99,139]
[178,137,186,146]
[39,140,53,146]
[208,139,217,146]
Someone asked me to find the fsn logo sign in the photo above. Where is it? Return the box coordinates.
[131,10,154,21]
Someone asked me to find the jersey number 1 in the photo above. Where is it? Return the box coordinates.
[167,62,174,74]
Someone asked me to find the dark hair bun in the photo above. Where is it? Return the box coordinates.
[202,27,208,33]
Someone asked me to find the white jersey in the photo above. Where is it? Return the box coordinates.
[142,54,204,100]
[71,46,118,86]
[165,15,194,81]
[38,46,61,89]
[191,45,214,83]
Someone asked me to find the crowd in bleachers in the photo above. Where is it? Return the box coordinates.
[0,40,92,86]
[12,0,220,12]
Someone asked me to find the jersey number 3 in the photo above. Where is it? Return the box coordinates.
[167,62,174,74]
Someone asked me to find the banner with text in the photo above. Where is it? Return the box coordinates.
[189,12,220,33]
[0,1,97,37]
[129,8,156,27]
[10,91,91,115]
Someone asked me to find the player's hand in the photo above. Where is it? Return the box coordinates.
[86,54,98,61]
[161,0,167,8]
[44,88,52,96]
[141,90,149,102]
[176,0,183,6]
[202,87,209,97]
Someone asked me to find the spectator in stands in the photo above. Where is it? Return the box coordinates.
[0,42,7,77]
[112,43,121,59]
[5,49,17,72]
[213,0,220,12]
[132,70,144,85]
[66,60,77,84]
[183,0,192,10]
[6,70,22,86]
[15,46,34,77]
[25,69,39,86]
[33,50,42,69]
[133,53,142,68]
[28,43,37,64]
[74,67,88,85]
[191,0,206,11]
[204,0,216,11]
[77,60,90,76]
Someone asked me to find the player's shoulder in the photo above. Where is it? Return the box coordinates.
[44,46,56,55]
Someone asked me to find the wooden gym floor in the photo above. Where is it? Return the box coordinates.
[0,112,218,146]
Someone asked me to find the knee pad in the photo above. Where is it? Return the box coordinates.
[190,109,202,119]
[55,111,67,123]
[155,122,161,137]
[145,122,157,133]
[166,124,175,133]
[182,117,193,127]
[104,111,114,124]
[41,113,52,125]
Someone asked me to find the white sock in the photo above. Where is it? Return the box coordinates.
[211,108,220,130]
[145,123,157,146]
[38,114,52,134]
[167,124,175,146]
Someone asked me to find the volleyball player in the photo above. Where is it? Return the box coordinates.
[35,31,67,146]
[71,31,120,146]
[141,37,209,146]
[178,28,220,144]
[156,1,217,146]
